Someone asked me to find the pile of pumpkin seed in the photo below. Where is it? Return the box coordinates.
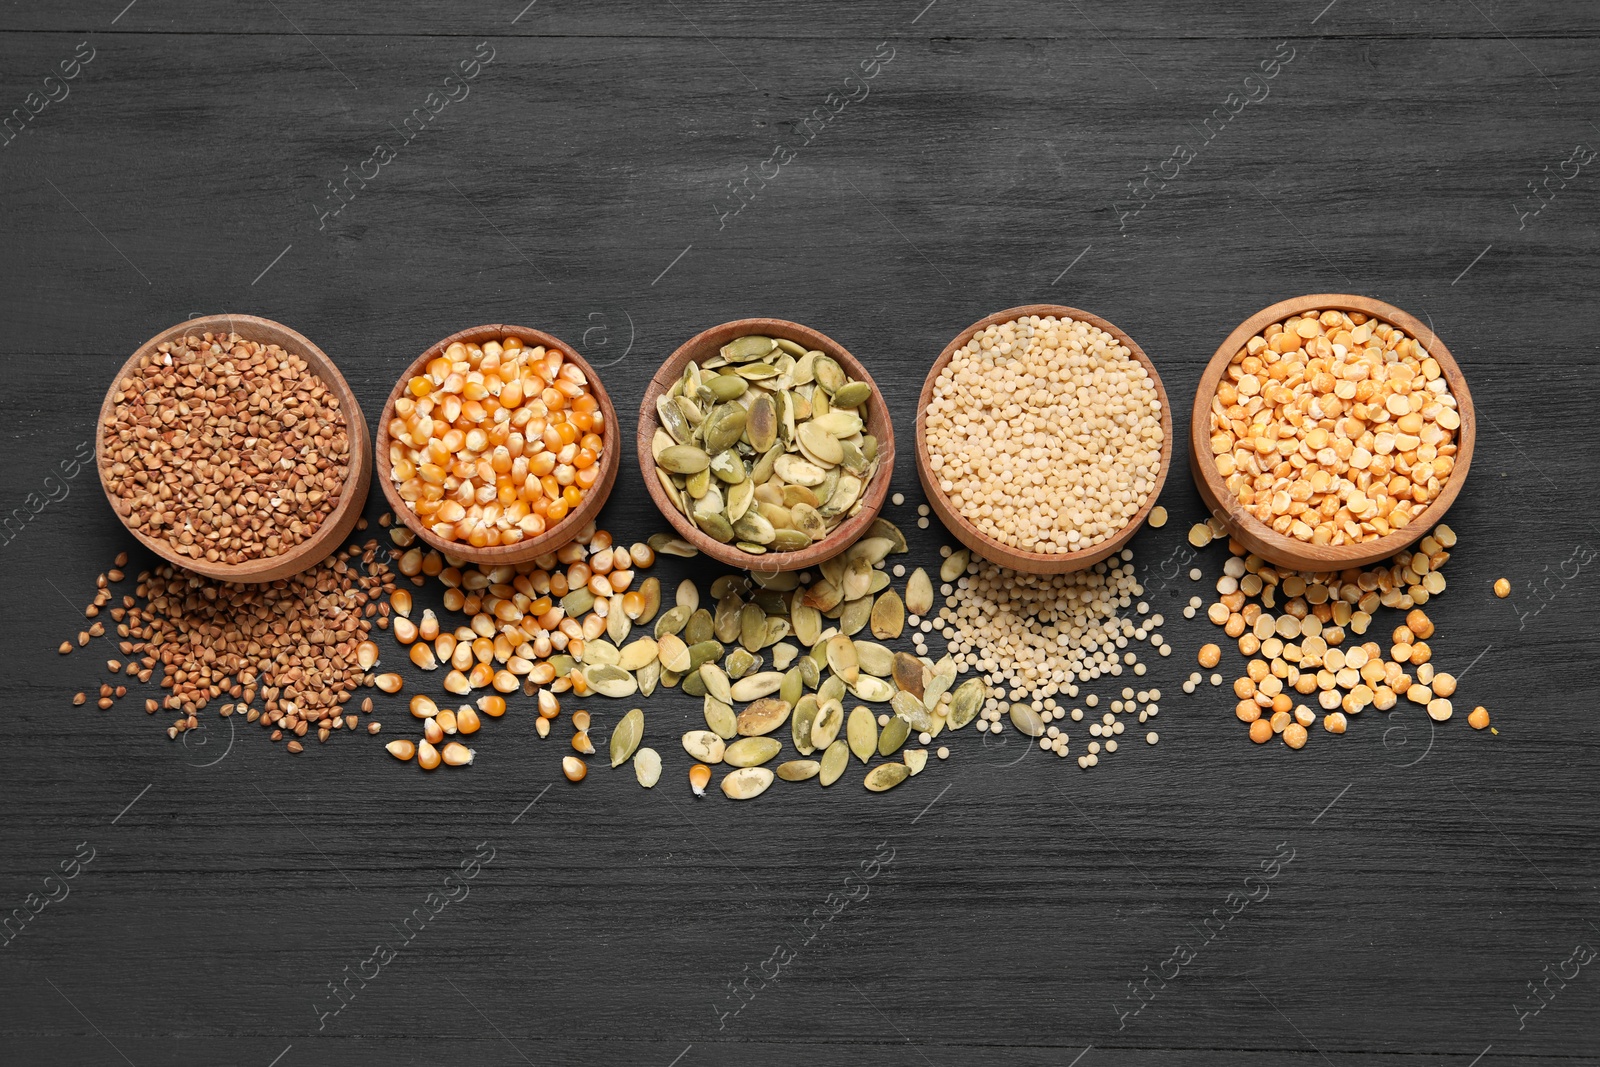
[650,334,880,554]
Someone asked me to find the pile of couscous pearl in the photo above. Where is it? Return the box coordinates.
[927,545,1169,769]
[923,314,1164,554]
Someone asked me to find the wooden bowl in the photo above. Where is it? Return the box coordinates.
[375,324,620,566]
[1191,294,1475,571]
[915,305,1174,575]
[97,314,371,584]
[637,318,895,571]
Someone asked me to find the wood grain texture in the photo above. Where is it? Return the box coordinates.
[637,317,893,570]
[1190,294,1475,570]
[1,3,1598,1066]
[915,304,1173,573]
[373,322,621,566]
[96,313,372,582]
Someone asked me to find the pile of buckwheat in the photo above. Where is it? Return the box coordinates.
[100,331,353,565]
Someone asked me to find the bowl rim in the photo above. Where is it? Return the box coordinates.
[374,323,621,566]
[635,316,896,572]
[96,313,372,583]
[1189,293,1475,570]
[914,303,1173,575]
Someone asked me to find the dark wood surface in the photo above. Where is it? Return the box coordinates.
[2,3,1597,1064]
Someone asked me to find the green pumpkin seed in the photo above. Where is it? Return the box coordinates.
[709,449,746,483]
[648,533,698,559]
[675,394,705,427]
[746,393,777,452]
[724,646,757,679]
[864,763,909,792]
[722,335,776,362]
[609,708,644,767]
[655,604,689,639]
[792,602,822,647]
[681,668,706,698]
[798,654,820,689]
[777,759,820,782]
[750,443,784,485]
[659,444,710,474]
[705,373,748,401]
[703,695,737,739]
[1009,703,1045,737]
[878,715,910,756]
[813,355,846,393]
[819,739,849,786]
[656,394,693,443]
[792,694,819,755]
[779,666,804,707]
[735,603,764,653]
[923,657,957,711]
[561,587,596,619]
[948,677,986,729]
[724,736,781,768]
[683,607,713,645]
[847,705,877,763]
[773,337,807,357]
[687,640,724,671]
[703,403,747,453]
[727,479,755,523]
[818,675,846,707]
[634,747,662,787]
[696,512,735,543]
[736,698,791,736]
[831,381,872,409]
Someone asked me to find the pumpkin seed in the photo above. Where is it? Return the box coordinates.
[905,568,934,616]
[659,444,710,474]
[714,593,743,643]
[923,657,957,711]
[721,766,775,800]
[1009,703,1045,737]
[798,654,820,689]
[698,661,732,703]
[893,652,925,699]
[636,660,661,698]
[657,633,691,673]
[633,747,662,787]
[792,694,819,755]
[705,373,748,401]
[772,642,799,670]
[847,705,877,763]
[681,668,706,698]
[703,403,747,453]
[739,603,767,652]
[703,695,737,739]
[948,677,986,729]
[582,639,620,667]
[849,675,895,703]
[727,478,755,523]
[818,675,846,707]
[870,590,905,639]
[647,534,698,559]
[866,517,908,553]
[838,596,873,637]
[687,639,724,671]
[697,512,735,543]
[878,715,910,756]
[831,381,872,409]
[610,708,644,767]
[733,511,777,545]
[774,454,827,487]
[903,749,928,776]
[587,665,638,699]
[562,587,596,618]
[864,763,909,792]
[657,394,693,443]
[797,421,844,464]
[724,647,757,679]
[854,640,894,679]
[777,759,821,782]
[722,335,776,361]
[730,671,785,701]
[892,689,934,731]
[736,697,791,736]
[941,548,970,583]
[791,502,828,541]
[811,699,844,749]
[682,730,726,763]
[747,393,777,452]
[724,737,781,768]
[848,537,896,567]
[813,355,846,393]
[819,739,849,786]
[826,635,859,683]
[655,605,689,639]
[780,666,804,707]
[709,449,746,483]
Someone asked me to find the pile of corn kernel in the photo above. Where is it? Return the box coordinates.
[1185,518,1489,748]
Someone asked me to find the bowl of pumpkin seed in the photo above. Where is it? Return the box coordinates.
[637,318,896,570]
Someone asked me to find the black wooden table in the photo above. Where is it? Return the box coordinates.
[3,3,1597,1064]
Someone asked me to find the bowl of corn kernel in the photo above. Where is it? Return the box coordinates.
[377,324,619,565]
[1190,294,1475,571]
